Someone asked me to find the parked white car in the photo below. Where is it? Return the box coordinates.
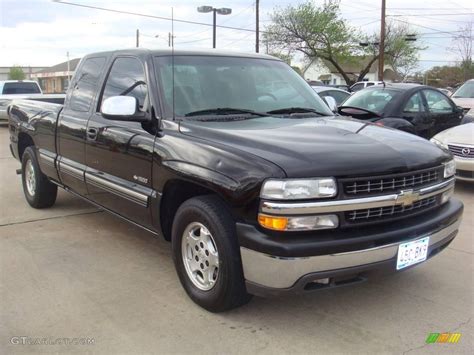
[349,81,384,92]
[451,79,474,117]
[431,123,474,182]
[0,80,43,121]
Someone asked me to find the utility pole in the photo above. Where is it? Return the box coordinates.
[378,0,386,81]
[256,0,260,53]
[136,29,139,47]
[212,9,217,48]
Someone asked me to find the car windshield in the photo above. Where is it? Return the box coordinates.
[154,55,333,118]
[2,82,41,94]
[452,81,474,98]
[341,87,401,114]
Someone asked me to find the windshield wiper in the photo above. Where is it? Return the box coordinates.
[185,107,270,117]
[266,107,328,116]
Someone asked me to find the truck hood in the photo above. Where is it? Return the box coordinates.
[179,116,451,178]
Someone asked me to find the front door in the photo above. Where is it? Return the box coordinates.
[422,89,462,137]
[401,91,432,137]
[84,56,156,228]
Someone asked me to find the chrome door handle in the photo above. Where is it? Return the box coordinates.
[87,127,98,140]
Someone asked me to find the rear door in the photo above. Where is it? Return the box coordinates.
[84,56,156,228]
[57,56,107,194]
[422,89,462,137]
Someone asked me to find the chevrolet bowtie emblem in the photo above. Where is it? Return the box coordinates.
[397,189,420,207]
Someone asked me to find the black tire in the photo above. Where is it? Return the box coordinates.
[171,195,251,312]
[21,147,57,209]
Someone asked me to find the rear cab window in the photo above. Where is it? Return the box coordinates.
[2,82,41,94]
[69,57,106,112]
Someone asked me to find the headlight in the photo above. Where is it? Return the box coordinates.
[443,159,456,178]
[260,178,337,200]
[430,138,447,149]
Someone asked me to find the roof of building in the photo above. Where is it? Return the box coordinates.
[35,58,81,74]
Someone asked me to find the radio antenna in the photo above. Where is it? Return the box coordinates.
[171,7,175,121]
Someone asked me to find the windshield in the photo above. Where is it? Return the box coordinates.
[341,87,401,114]
[2,82,41,94]
[452,81,474,98]
[154,55,332,118]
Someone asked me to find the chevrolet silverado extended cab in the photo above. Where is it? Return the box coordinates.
[8,49,463,312]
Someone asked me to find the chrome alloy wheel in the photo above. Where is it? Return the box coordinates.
[25,159,36,196]
[181,222,219,291]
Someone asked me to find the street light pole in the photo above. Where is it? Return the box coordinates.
[197,6,232,49]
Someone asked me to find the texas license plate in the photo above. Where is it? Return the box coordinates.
[396,237,430,270]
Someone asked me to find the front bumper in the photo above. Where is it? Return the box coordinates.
[238,198,463,296]
[454,156,474,182]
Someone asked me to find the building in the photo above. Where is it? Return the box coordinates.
[31,58,81,94]
[304,57,400,85]
[0,66,46,81]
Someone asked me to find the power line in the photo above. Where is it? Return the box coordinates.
[52,0,257,33]
[388,13,474,16]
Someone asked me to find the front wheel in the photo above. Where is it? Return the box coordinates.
[21,147,57,208]
[171,195,251,312]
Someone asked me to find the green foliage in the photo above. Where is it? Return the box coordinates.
[8,66,26,80]
[424,65,468,88]
[264,1,422,84]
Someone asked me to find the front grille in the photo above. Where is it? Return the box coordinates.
[345,196,437,223]
[456,169,474,179]
[448,144,474,159]
[343,168,440,196]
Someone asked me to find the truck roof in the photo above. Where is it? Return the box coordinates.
[83,48,281,61]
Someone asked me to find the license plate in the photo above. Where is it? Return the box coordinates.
[396,237,430,270]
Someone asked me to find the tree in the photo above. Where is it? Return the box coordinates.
[451,22,473,81]
[264,1,356,84]
[264,1,422,84]
[8,66,26,80]
[372,21,423,81]
[423,65,464,88]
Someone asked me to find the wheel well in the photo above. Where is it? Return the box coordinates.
[160,180,217,241]
[18,133,35,160]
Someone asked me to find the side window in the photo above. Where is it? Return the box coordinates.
[366,82,375,87]
[423,90,454,113]
[351,83,363,92]
[403,92,425,113]
[327,90,349,105]
[70,57,106,112]
[100,57,148,111]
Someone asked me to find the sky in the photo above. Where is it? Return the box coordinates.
[0,0,473,72]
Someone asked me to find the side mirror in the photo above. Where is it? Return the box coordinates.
[101,96,149,122]
[323,96,338,112]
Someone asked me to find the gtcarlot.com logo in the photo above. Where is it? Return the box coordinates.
[426,333,462,344]
[10,336,95,346]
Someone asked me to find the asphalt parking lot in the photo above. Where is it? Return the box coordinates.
[0,124,472,354]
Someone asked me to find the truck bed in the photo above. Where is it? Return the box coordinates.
[8,99,63,168]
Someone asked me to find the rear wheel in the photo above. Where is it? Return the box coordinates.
[171,195,251,312]
[21,147,57,208]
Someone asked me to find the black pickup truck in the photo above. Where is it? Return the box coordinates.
[8,49,463,312]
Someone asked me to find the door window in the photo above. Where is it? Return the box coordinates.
[423,90,453,113]
[100,57,148,111]
[351,83,364,92]
[324,90,349,105]
[403,92,425,113]
[70,57,106,112]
